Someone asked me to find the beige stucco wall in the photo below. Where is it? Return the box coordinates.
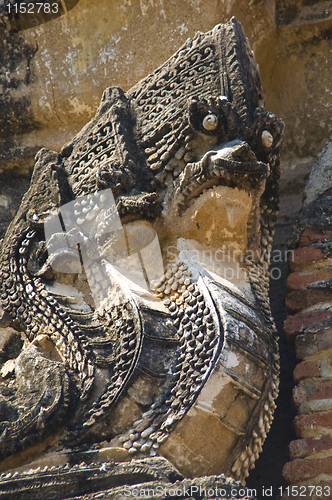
[1,0,332,177]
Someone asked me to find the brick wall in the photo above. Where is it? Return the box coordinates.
[283,139,332,499]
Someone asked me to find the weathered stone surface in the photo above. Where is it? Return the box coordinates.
[300,198,332,229]
[304,140,332,205]
[0,176,31,240]
[0,454,255,499]
[0,326,22,364]
[0,0,273,175]
[274,0,332,27]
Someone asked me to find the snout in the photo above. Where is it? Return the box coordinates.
[203,140,270,179]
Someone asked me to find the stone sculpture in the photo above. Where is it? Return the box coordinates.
[0,17,283,498]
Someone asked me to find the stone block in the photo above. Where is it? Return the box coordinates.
[304,140,332,205]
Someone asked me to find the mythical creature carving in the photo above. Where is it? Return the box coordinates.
[0,18,283,498]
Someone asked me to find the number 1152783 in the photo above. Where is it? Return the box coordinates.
[279,485,331,497]
[6,3,59,14]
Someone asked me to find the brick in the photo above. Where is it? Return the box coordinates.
[286,289,332,313]
[292,385,308,408]
[299,229,332,247]
[287,269,332,291]
[308,380,332,402]
[293,379,332,410]
[289,247,324,271]
[293,360,322,384]
[294,411,332,438]
[284,310,332,343]
[295,329,332,359]
[293,378,321,407]
[283,456,332,483]
[289,435,332,460]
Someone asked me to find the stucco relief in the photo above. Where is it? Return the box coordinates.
[0,18,283,497]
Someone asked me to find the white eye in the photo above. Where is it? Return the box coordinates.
[261,130,273,148]
[202,114,218,131]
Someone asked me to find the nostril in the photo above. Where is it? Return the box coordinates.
[232,142,256,162]
[201,150,219,169]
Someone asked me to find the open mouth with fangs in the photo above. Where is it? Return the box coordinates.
[159,140,269,254]
[165,140,270,218]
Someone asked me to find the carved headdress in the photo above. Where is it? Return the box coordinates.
[60,18,282,269]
